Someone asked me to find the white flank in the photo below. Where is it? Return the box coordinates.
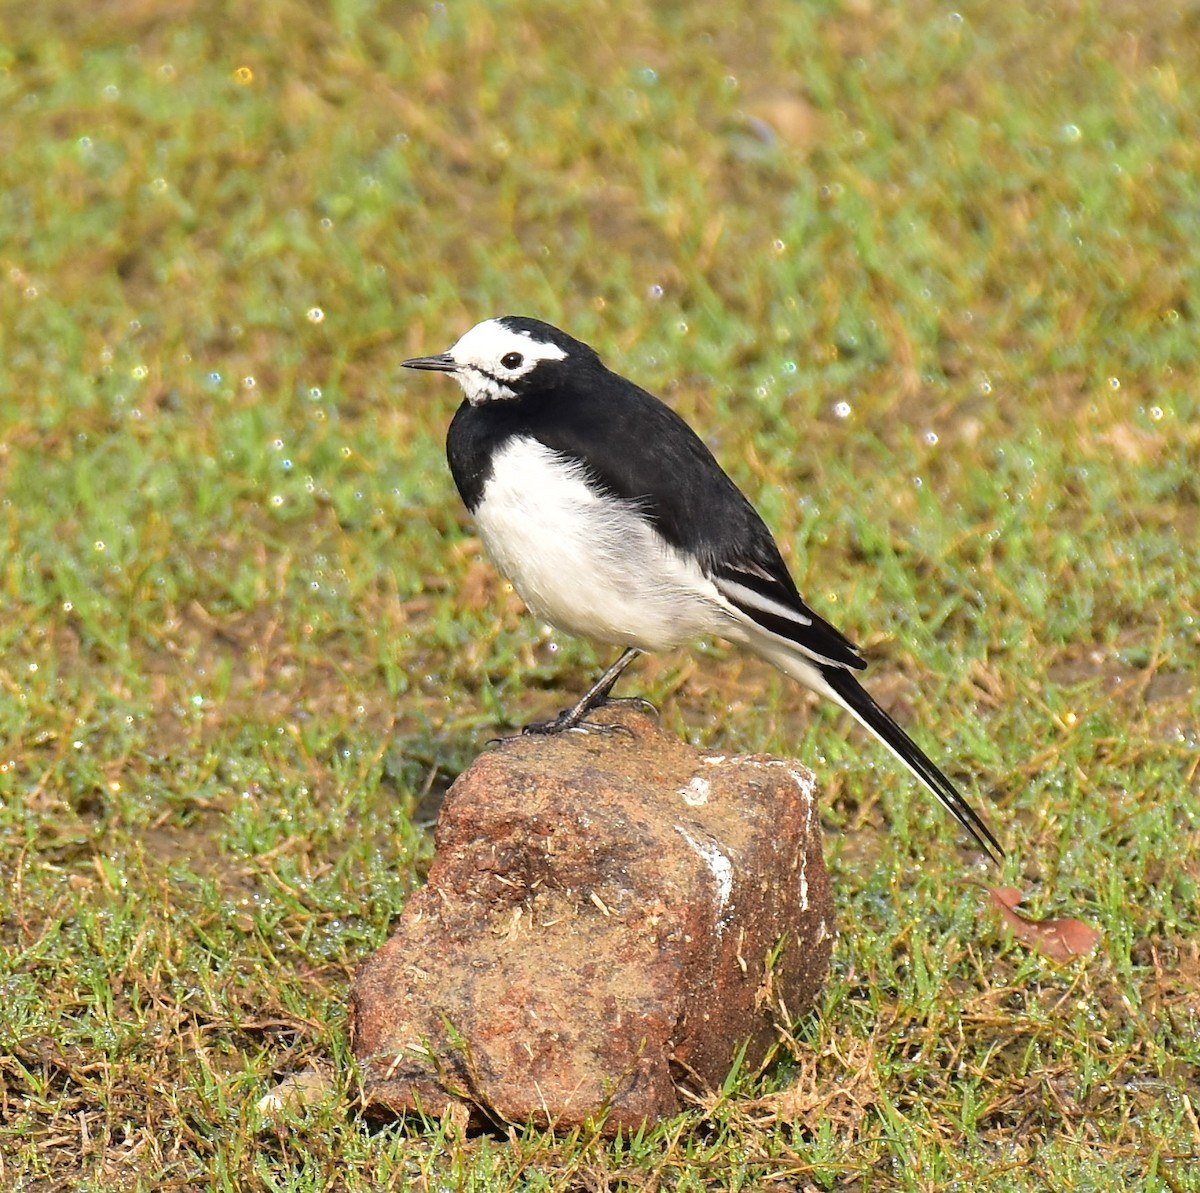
[474,436,727,650]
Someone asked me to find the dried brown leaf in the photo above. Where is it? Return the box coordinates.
[985,885,1101,962]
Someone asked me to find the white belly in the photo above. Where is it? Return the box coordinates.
[472,436,721,651]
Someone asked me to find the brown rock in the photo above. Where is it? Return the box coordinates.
[351,709,833,1132]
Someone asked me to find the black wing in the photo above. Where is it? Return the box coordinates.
[517,369,865,671]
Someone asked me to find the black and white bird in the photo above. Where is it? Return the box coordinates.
[403,316,1004,863]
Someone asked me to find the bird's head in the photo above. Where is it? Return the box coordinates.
[402,316,598,405]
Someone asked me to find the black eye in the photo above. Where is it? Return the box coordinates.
[500,351,524,369]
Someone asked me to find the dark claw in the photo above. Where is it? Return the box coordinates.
[602,695,659,719]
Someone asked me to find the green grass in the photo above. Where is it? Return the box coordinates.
[2,0,1198,1187]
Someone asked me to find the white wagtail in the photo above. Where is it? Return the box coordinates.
[403,316,1004,863]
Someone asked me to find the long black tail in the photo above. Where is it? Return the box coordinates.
[820,664,1005,865]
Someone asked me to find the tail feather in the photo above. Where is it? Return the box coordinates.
[721,606,1005,863]
[745,632,1005,863]
[818,664,1004,864]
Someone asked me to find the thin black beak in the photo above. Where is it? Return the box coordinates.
[402,352,458,372]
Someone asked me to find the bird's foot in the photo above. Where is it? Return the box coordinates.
[521,688,658,736]
[484,719,634,747]
[520,707,636,737]
[487,648,651,744]
[486,697,651,745]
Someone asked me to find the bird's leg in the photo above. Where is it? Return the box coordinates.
[523,647,645,735]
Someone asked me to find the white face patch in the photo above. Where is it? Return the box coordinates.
[446,318,567,404]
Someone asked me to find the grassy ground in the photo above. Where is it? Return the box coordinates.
[2,0,1198,1188]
